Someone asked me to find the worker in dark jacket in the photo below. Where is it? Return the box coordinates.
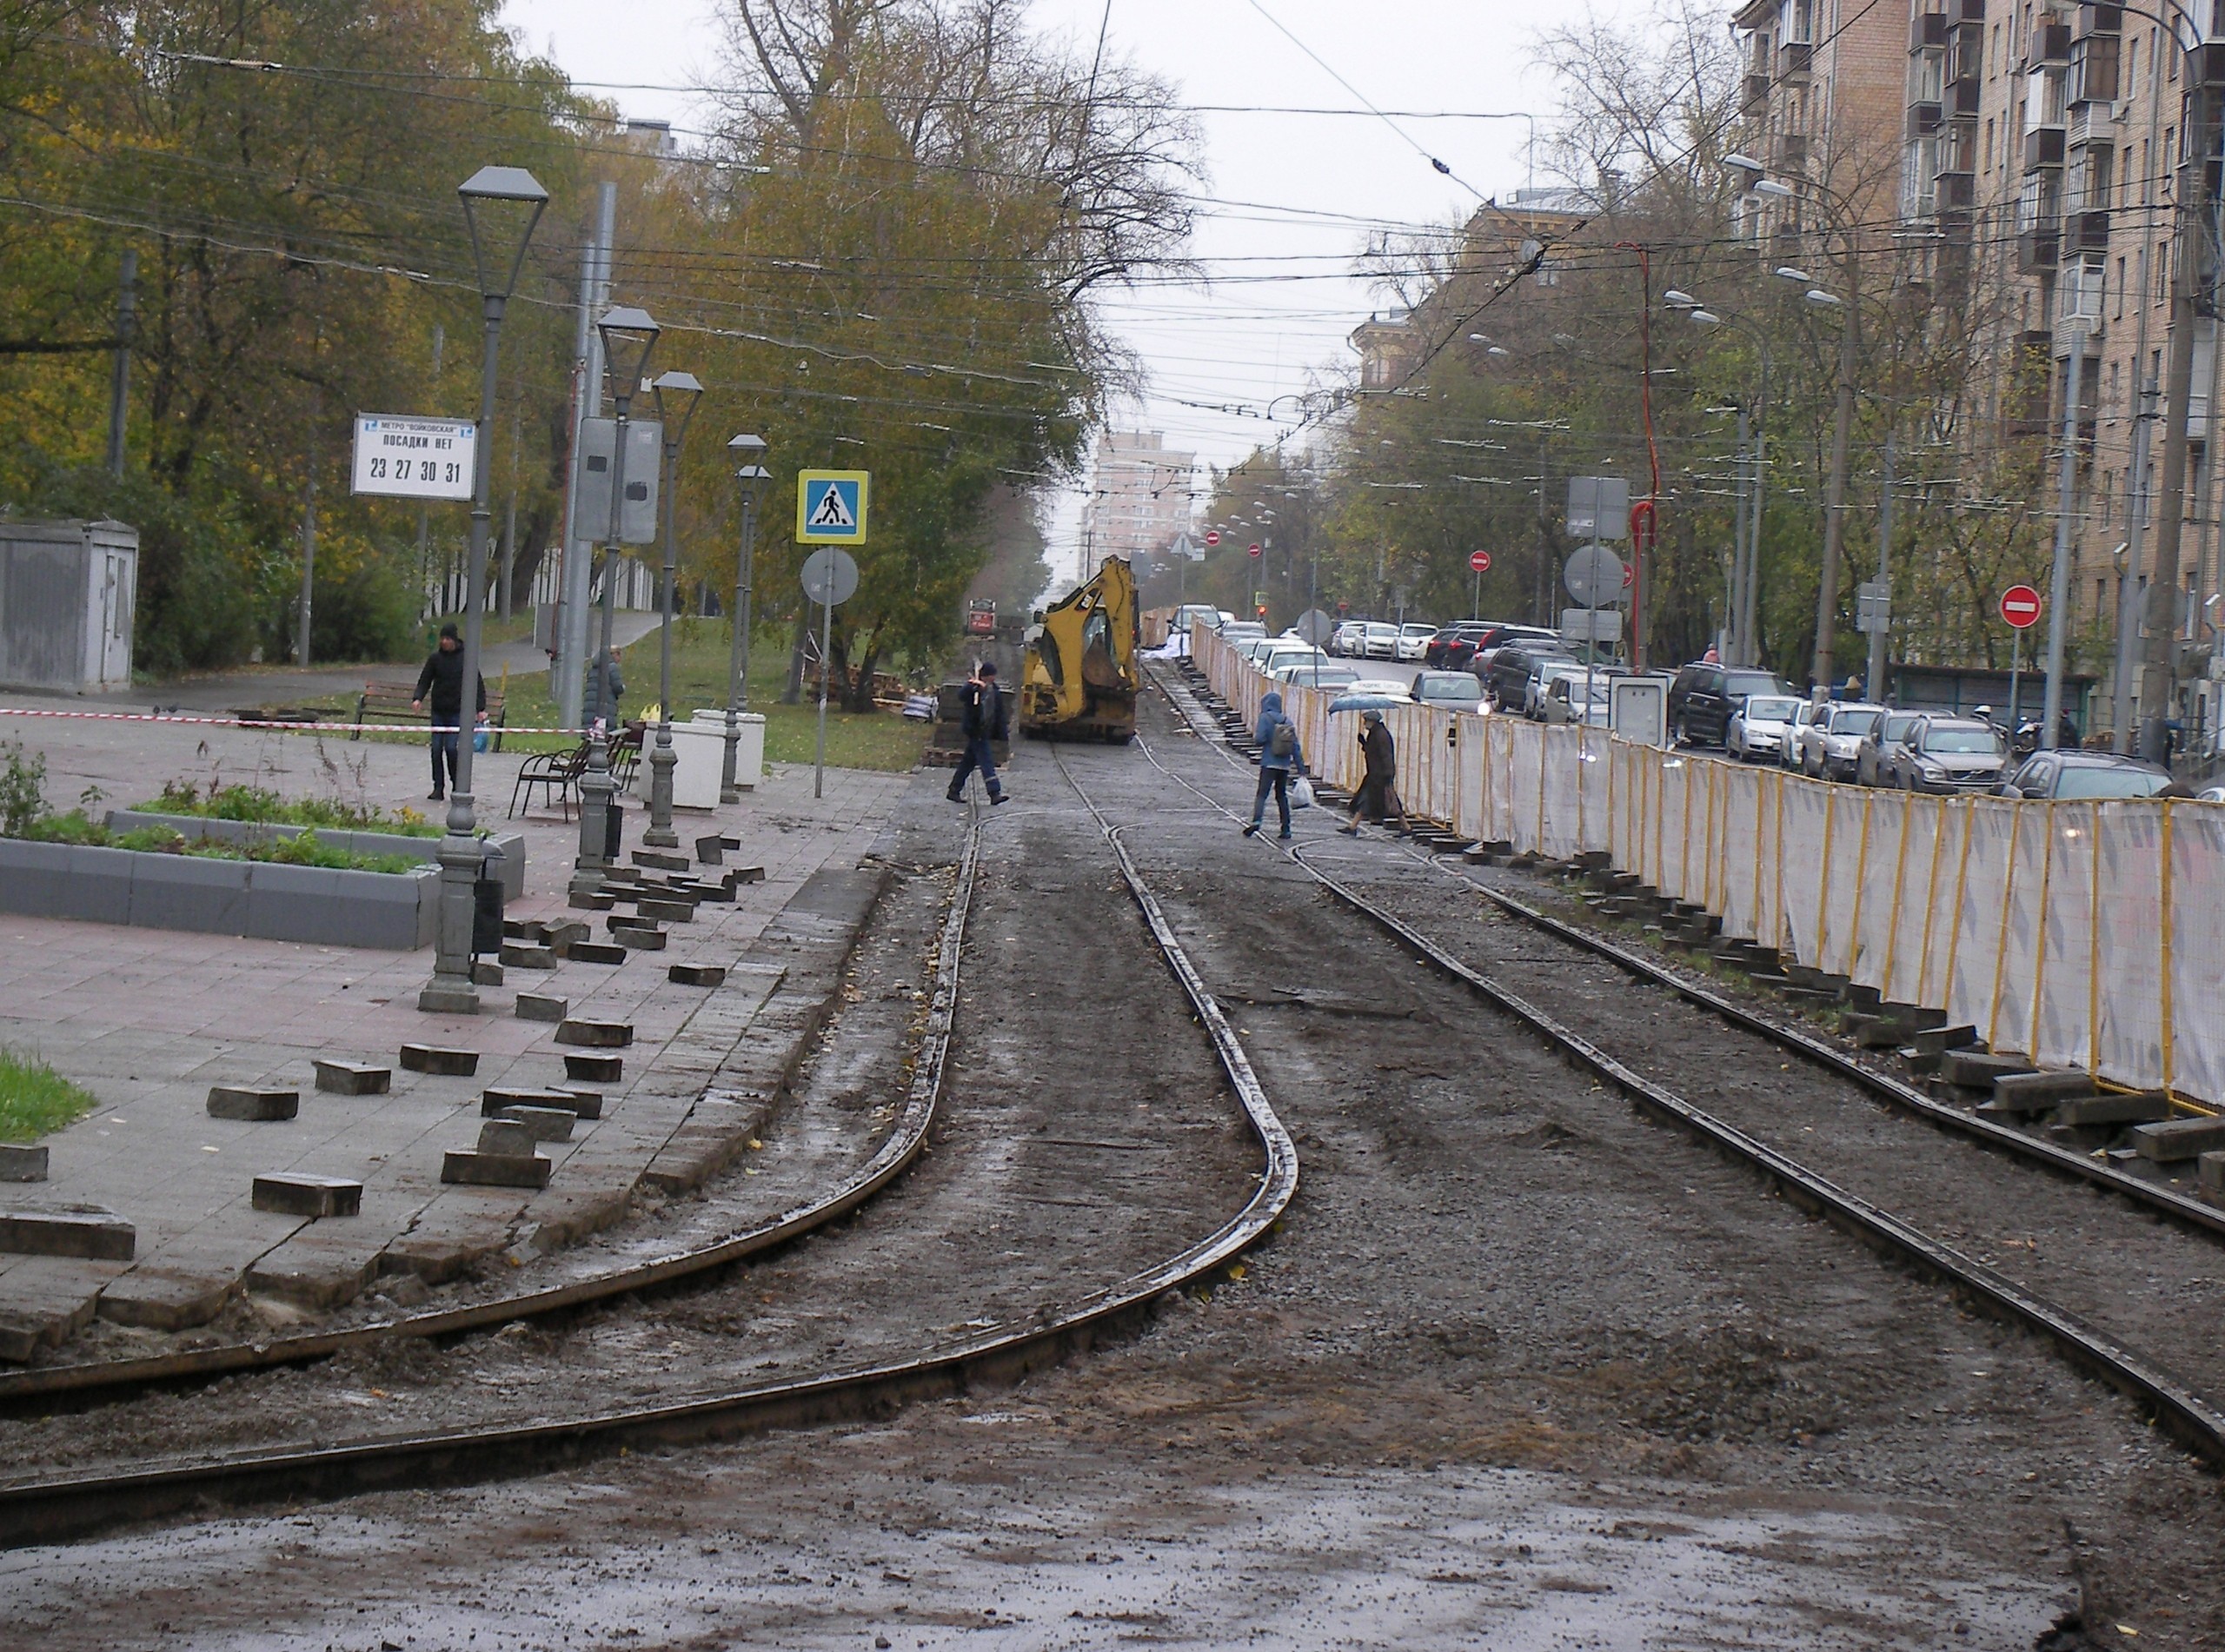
[1340,708,1405,835]
[410,623,487,801]
[946,660,1009,806]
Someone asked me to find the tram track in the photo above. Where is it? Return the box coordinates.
[1149,660,2225,1471]
[0,789,1298,1548]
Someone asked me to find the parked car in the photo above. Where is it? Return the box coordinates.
[1221,621,1266,647]
[1485,641,1574,713]
[2199,784,2225,804]
[1258,643,1332,677]
[1855,710,1925,787]
[1525,660,1593,720]
[1170,603,1223,637]
[1468,624,1562,680]
[1544,670,1614,726]
[1412,670,1485,712]
[1357,621,1400,660]
[1666,662,1792,747]
[1777,699,1823,767]
[1885,717,2009,793]
[1726,693,1803,764]
[1795,701,1886,780]
[1394,622,1438,662]
[1425,620,1498,669]
[1329,619,1369,656]
[1998,751,2179,799]
[1269,661,1359,692]
[1344,677,1414,700]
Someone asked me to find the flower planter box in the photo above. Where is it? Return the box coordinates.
[0,837,439,949]
[103,811,524,902]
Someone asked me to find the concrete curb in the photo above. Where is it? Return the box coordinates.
[104,811,527,902]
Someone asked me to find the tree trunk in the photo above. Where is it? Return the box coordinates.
[782,609,811,704]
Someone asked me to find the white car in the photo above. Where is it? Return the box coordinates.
[1795,701,1887,781]
[1412,670,1484,712]
[1728,694,1803,763]
[1360,621,1401,660]
[1393,623,1438,662]
[1258,644,1332,677]
[1330,620,1369,656]
[1344,677,1413,700]
[1270,661,1359,691]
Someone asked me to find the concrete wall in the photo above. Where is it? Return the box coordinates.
[103,812,525,901]
[0,838,437,949]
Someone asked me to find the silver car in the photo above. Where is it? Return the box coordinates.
[1884,717,2009,793]
[1855,709,1924,786]
[1796,701,1887,780]
[1727,694,1803,763]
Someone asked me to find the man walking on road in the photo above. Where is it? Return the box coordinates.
[410,622,486,802]
[947,660,1009,806]
[1340,708,1405,836]
[1243,690,1304,841]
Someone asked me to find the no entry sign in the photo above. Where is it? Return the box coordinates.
[1247,542,1262,559]
[1204,529,1221,547]
[1469,548,1491,573]
[2000,584,2042,629]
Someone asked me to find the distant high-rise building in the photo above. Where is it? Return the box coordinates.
[1084,431,1195,579]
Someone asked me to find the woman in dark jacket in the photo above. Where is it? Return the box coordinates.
[1339,709,1404,835]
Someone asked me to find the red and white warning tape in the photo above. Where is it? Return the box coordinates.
[0,706,592,737]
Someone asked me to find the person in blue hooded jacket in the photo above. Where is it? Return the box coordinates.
[1243,690,1305,840]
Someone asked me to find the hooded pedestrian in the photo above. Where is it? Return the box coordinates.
[947,660,1009,806]
[583,646,627,728]
[410,623,487,802]
[1243,690,1303,840]
[1339,709,1404,836]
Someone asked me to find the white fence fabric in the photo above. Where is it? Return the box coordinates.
[1195,624,2224,1108]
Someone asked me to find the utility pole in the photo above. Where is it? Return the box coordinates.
[104,250,136,476]
[2114,375,2157,753]
[2142,65,2211,766]
[416,324,443,620]
[1813,294,1859,692]
[501,404,519,620]
[1868,427,1896,702]
[555,182,617,726]
[296,410,318,667]
[2044,328,2089,748]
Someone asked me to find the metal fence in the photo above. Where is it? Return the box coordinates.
[1197,625,2225,1108]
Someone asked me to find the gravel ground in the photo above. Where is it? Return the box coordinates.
[9,705,2222,1647]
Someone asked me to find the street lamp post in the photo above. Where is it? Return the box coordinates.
[643,369,704,849]
[1671,294,1772,667]
[568,306,660,905]
[723,435,769,804]
[422,164,547,1015]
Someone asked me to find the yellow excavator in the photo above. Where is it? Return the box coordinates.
[1020,554,1139,742]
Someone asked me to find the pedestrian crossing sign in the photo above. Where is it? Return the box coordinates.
[796,469,869,544]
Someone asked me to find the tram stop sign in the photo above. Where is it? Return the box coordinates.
[2000,583,2042,629]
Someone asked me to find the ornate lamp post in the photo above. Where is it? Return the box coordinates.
[568,305,660,904]
[723,435,770,803]
[642,368,703,848]
[422,163,547,1015]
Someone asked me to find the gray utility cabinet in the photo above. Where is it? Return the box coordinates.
[0,519,138,692]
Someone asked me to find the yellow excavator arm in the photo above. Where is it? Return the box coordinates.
[1020,555,1139,742]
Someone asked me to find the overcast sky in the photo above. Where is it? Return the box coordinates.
[499,0,1641,582]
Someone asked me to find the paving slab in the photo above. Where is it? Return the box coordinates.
[0,712,913,1360]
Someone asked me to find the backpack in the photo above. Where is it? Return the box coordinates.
[1268,717,1297,760]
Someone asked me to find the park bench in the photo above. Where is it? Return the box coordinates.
[354,681,508,752]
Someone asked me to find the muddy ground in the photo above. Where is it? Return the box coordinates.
[6,698,2222,1649]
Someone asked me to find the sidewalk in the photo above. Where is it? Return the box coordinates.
[0,704,913,1360]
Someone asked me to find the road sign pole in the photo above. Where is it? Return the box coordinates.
[814,587,833,799]
[2008,627,2022,735]
[1472,567,1481,620]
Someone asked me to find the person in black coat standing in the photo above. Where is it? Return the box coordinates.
[411,623,488,801]
[946,660,1010,806]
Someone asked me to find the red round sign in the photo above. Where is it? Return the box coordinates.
[2000,584,2042,629]
[1204,529,1221,547]
[1469,549,1491,573]
[1247,542,1262,559]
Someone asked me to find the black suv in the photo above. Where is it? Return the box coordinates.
[1667,662,1790,746]
[1425,620,1498,670]
[1485,641,1573,712]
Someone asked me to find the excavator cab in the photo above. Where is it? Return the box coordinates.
[1020,555,1139,742]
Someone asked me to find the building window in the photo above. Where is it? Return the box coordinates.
[2062,255,2104,322]
[2115,255,2126,317]
[1983,118,1995,171]
[1903,140,1940,218]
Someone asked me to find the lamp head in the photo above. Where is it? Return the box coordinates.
[651,368,704,441]
[728,432,768,475]
[596,306,661,401]
[1773,266,1813,284]
[1662,289,1698,309]
[1723,151,1764,176]
[1690,309,1724,327]
[457,165,549,300]
[1803,288,1843,308]
[1753,178,1797,198]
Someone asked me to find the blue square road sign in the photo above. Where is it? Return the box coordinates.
[796,469,869,544]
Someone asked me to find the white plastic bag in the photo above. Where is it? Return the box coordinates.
[1290,774,1316,811]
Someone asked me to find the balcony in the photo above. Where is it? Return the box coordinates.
[1776,132,1810,169]
[2026,20,2071,67]
[1948,76,1982,117]
[2069,207,2111,251]
[1778,39,1814,77]
[2024,126,2067,170]
[2200,41,2225,89]
[2017,224,2062,272]
[1907,101,1944,138]
[1936,169,1977,209]
[2069,34,2120,103]
[1910,9,1949,50]
[2077,2,2122,34]
[2069,102,2116,149]
[1743,71,1770,109]
[1948,30,1984,83]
